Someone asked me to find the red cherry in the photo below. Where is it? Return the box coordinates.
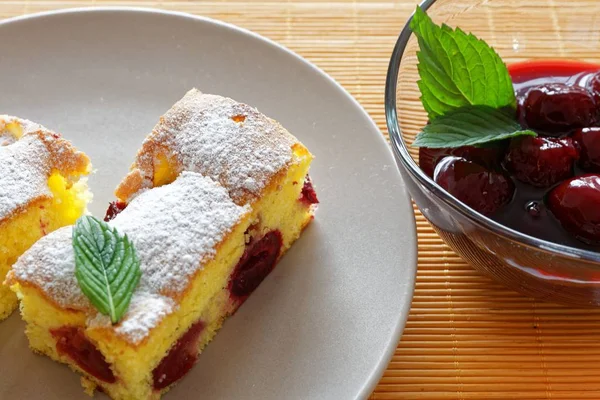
[433,156,514,216]
[419,147,452,177]
[573,127,600,172]
[547,174,600,244]
[586,71,600,104]
[418,143,506,177]
[503,136,579,187]
[522,83,597,135]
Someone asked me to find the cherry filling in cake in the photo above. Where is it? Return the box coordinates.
[300,175,319,205]
[49,229,284,389]
[419,60,600,250]
[50,326,116,383]
[105,196,286,302]
[149,230,282,389]
[104,201,128,222]
[51,319,210,391]
[229,230,283,301]
[152,320,206,390]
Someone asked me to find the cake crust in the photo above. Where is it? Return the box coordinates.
[116,89,299,204]
[0,116,91,224]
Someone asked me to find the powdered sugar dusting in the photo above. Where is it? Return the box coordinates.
[11,172,249,343]
[0,115,90,221]
[89,292,175,343]
[12,226,89,307]
[0,134,52,220]
[0,114,43,146]
[111,171,249,295]
[128,90,296,203]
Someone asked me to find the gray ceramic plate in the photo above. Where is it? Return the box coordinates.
[0,8,416,400]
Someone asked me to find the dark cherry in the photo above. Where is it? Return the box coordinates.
[104,201,127,222]
[300,175,319,205]
[413,61,600,249]
[503,136,579,187]
[152,320,205,390]
[229,230,283,301]
[521,83,597,135]
[50,326,116,383]
[547,174,600,244]
[418,143,506,178]
[419,147,453,177]
[587,71,600,104]
[573,127,600,172]
[433,156,514,216]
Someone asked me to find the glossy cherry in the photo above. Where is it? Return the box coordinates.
[433,156,514,216]
[418,144,506,178]
[419,147,453,177]
[521,83,597,134]
[547,174,600,244]
[586,71,600,104]
[503,135,579,187]
[573,127,600,172]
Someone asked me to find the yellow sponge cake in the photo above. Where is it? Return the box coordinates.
[0,116,90,320]
[8,90,317,399]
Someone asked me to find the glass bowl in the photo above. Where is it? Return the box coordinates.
[386,0,600,306]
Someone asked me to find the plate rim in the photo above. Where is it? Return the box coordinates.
[0,7,417,399]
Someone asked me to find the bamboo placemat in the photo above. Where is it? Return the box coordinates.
[4,1,600,399]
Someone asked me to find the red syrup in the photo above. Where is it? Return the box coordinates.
[50,326,116,383]
[419,60,600,250]
[152,320,206,390]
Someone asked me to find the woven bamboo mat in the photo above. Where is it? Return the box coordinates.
[4,1,600,399]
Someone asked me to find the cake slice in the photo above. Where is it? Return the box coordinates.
[8,90,318,399]
[114,88,318,209]
[0,116,91,320]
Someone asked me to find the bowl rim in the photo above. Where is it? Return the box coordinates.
[384,0,600,264]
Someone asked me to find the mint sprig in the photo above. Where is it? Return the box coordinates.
[73,216,141,324]
[410,6,516,118]
[410,6,534,148]
[413,106,536,148]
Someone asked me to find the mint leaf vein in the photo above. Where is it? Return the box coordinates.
[73,216,141,324]
[410,6,516,119]
[412,106,536,148]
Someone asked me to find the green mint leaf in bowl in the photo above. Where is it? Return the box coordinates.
[410,6,516,119]
[73,215,141,324]
[413,106,536,148]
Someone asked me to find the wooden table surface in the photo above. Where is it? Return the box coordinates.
[4,1,600,399]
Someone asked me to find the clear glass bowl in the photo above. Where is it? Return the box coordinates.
[386,0,600,306]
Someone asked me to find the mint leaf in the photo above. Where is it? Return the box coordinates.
[412,106,536,148]
[73,216,141,324]
[410,6,516,119]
